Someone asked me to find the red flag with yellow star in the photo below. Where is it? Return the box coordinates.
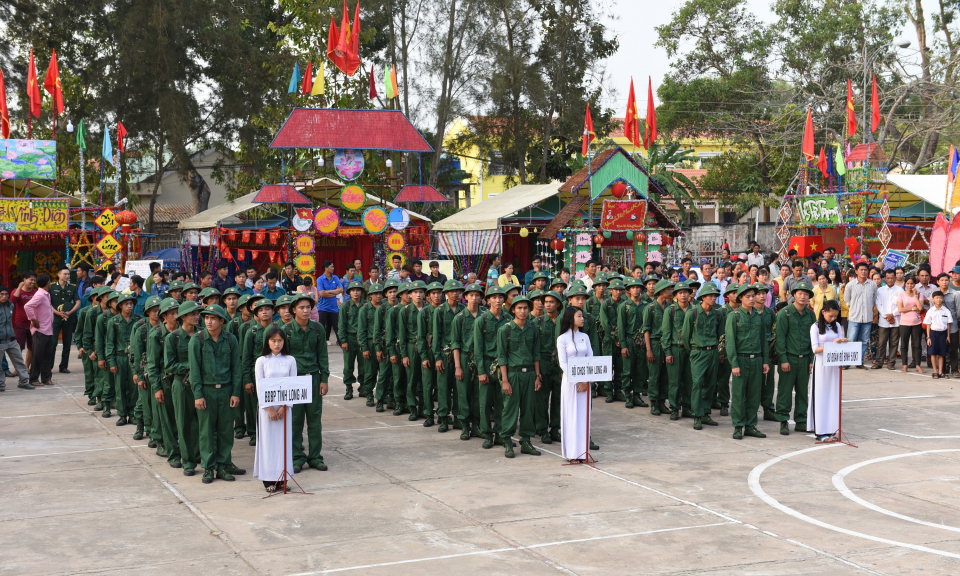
[801,107,814,161]
[789,235,823,258]
[43,49,64,115]
[582,103,596,156]
[623,78,640,147]
[26,48,42,118]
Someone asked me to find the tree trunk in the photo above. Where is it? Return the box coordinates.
[189,169,212,213]
[428,0,459,188]
[538,3,572,184]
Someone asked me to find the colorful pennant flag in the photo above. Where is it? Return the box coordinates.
[301,61,313,95]
[390,65,399,100]
[871,75,880,133]
[326,0,361,75]
[103,126,114,166]
[582,102,596,155]
[818,146,828,178]
[43,49,64,116]
[311,61,325,95]
[643,76,657,149]
[117,121,127,153]
[623,78,640,148]
[26,48,42,119]
[384,65,395,99]
[368,64,377,99]
[948,145,959,184]
[76,119,86,152]
[835,143,846,176]
[801,107,815,161]
[0,69,9,139]
[287,62,301,94]
[846,79,856,136]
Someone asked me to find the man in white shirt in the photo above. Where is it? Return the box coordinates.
[581,260,597,292]
[873,269,902,370]
[746,243,765,267]
[916,266,936,366]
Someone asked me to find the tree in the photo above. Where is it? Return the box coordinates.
[633,142,701,214]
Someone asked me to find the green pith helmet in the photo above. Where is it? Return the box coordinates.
[244,294,264,310]
[251,298,275,313]
[106,291,120,303]
[277,294,298,309]
[624,277,643,289]
[198,287,221,301]
[117,293,137,306]
[383,279,399,291]
[199,304,230,322]
[396,283,409,295]
[533,271,551,281]
[347,280,365,293]
[792,280,815,296]
[159,298,180,315]
[608,278,626,291]
[409,280,427,291]
[566,284,589,298]
[736,283,758,301]
[509,295,532,311]
[724,282,740,295]
[654,279,675,295]
[643,274,659,285]
[673,280,694,294]
[503,283,520,294]
[442,279,465,293]
[527,289,543,300]
[367,283,384,296]
[543,290,564,303]
[236,295,251,310]
[92,286,110,298]
[753,282,769,293]
[698,282,720,297]
[167,280,184,292]
[593,274,610,286]
[463,283,484,296]
[485,285,505,299]
[223,287,241,298]
[426,281,444,293]
[144,295,162,312]
[176,300,201,319]
[182,282,199,293]
[549,278,567,290]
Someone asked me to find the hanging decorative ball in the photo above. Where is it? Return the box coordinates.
[550,239,559,251]
[593,234,604,245]
[602,230,611,239]
[626,231,634,241]
[519,227,529,238]
[636,232,646,243]
[115,210,137,226]
[611,182,627,198]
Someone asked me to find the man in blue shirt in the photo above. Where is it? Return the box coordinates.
[259,272,286,302]
[234,270,254,296]
[77,264,94,309]
[523,255,543,289]
[316,260,344,344]
[212,261,234,293]
[129,275,151,316]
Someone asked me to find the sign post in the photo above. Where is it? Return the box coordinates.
[257,376,315,496]
[563,355,613,467]
[819,343,859,448]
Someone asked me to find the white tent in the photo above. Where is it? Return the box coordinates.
[432,182,561,231]
[886,174,959,215]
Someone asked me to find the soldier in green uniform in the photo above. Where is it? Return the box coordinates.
[386,284,410,414]
[130,295,162,444]
[283,293,331,472]
[528,289,544,320]
[76,286,102,404]
[95,291,119,417]
[241,299,277,446]
[81,284,107,407]
[165,301,203,476]
[475,286,511,449]
[452,282,484,441]
[617,278,646,408]
[189,304,245,483]
[663,280,694,420]
[498,296,542,458]
[166,280,184,303]
[643,279,674,415]
[643,275,658,304]
[562,285,600,354]
[198,287,221,307]
[753,283,778,421]
[148,298,182,467]
[338,281,366,399]
[504,284,521,309]
[357,283,383,406]
[585,275,608,397]
[373,280,399,412]
[531,271,550,293]
[725,284,769,439]
[775,280,816,435]
[433,280,466,433]
[275,294,295,325]
[398,280,427,418]
[417,281,444,424]
[714,283,740,415]
[182,282,200,302]
[536,290,563,444]
[682,282,724,428]
[51,265,79,374]
[599,277,626,400]
[234,293,263,442]
[222,287,240,322]
[107,293,143,426]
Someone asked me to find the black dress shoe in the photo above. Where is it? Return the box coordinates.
[59,368,70,374]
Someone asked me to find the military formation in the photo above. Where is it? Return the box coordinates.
[76,270,819,474]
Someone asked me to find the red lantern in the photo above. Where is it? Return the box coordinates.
[550,238,566,252]
[611,182,627,198]
[593,234,604,245]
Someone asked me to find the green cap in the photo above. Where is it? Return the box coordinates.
[736,283,757,300]
[593,274,610,286]
[503,283,520,294]
[608,278,626,290]
[442,279,465,293]
[792,280,815,295]
[223,287,241,298]
[533,271,551,281]
[347,280,365,292]
[367,283,384,296]
[167,280,184,292]
[698,282,720,297]
[198,287,221,301]
[159,298,180,315]
[673,280,694,294]
[624,277,642,288]
[396,283,410,295]
[117,293,137,306]
[252,298,275,313]
[244,294,264,310]
[277,293,298,308]
[549,278,567,290]
[566,284,589,298]
[92,286,110,298]
[485,285,505,298]
[509,295,532,311]
[144,295,162,311]
[724,282,740,295]
[409,280,427,291]
[237,294,251,309]
[643,274,659,285]
[182,282,199,293]
[527,289,543,300]
[426,281,445,293]
[463,283,484,296]
[199,304,230,322]
[105,291,120,303]
[653,279,675,295]
[176,300,201,319]
[753,282,769,293]
[543,290,564,303]
[383,279,399,291]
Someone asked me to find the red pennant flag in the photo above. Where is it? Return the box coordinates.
[116,122,128,153]
[222,247,233,261]
[301,61,313,95]
[347,0,361,75]
[269,251,277,263]
[871,75,880,132]
[26,48,42,119]
[242,230,250,243]
[326,15,340,70]
[818,146,828,178]
[582,103,595,156]
[846,79,856,136]
[623,78,640,147]
[255,231,266,244]
[335,0,350,58]
[43,49,64,116]
[0,69,10,139]
[251,250,259,259]
[801,107,815,161]
[269,230,281,244]
[643,76,657,150]
[368,65,377,99]
[237,249,245,260]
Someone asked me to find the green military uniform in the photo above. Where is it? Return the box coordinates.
[432,282,466,430]
[642,280,673,414]
[497,296,541,457]
[617,279,647,408]
[451,282,484,439]
[338,281,366,397]
[234,294,263,440]
[147,299,182,467]
[754,285,778,419]
[129,296,162,444]
[50,279,79,373]
[584,276,609,391]
[715,283,741,412]
[662,282,694,418]
[385,285,408,412]
[165,302,203,473]
[94,291,118,415]
[356,283,383,403]
[106,295,142,423]
[775,281,817,434]
[417,283,444,423]
[637,276,659,395]
[283,294,331,469]
[681,283,724,424]
[726,284,769,438]
[76,290,99,401]
[474,287,511,444]
[189,305,242,480]
[372,281,398,409]
[535,291,563,443]
[241,300,278,444]
[399,282,427,416]
[599,280,625,398]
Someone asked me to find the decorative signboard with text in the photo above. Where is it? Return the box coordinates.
[0,199,69,232]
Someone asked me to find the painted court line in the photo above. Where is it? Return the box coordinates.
[1,444,151,459]
[325,423,422,433]
[286,522,734,575]
[843,395,936,403]
[877,428,960,439]
[748,444,960,560]
[0,411,89,419]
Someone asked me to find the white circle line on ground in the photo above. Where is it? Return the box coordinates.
[832,449,960,533]
[748,444,960,559]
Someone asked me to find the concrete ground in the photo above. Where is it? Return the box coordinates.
[1,344,959,576]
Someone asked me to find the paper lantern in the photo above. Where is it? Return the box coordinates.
[550,238,565,252]
[611,182,627,198]
[626,231,634,241]
[519,227,529,238]
[602,230,611,239]
[593,234,604,245]
[115,210,137,226]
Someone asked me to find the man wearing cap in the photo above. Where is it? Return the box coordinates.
[373,281,399,412]
[182,282,200,302]
[222,287,241,321]
[433,280,466,433]
[585,275,608,330]
[663,280,695,420]
[107,293,143,427]
[725,284,769,439]
[199,287,221,308]
[528,289,544,320]
[753,283,779,420]
[497,295,542,458]
[357,283,383,406]
[618,278,647,408]
[76,284,103,403]
[682,282,724,427]
[775,280,816,435]
[417,281,444,424]
[240,298,277,447]
[600,278,626,400]
[130,295,162,444]
[165,301,203,475]
[950,265,960,293]
[166,280,184,303]
[534,290,563,444]
[275,294,296,325]
[95,291,120,418]
[386,284,410,414]
[398,280,427,419]
[189,305,243,484]
[147,298,182,467]
[283,293,331,472]
[643,279,673,415]
[338,281,366,400]
[530,271,550,293]
[714,283,740,415]
[452,282,484,441]
[475,286,511,449]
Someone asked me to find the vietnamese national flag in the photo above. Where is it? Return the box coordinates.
[0,69,9,138]
[582,102,596,155]
[43,49,64,116]
[368,65,377,99]
[643,76,657,149]
[871,75,880,132]
[801,107,815,161]
[789,235,824,258]
[846,79,856,136]
[301,61,313,95]
[26,48,42,119]
[623,78,639,147]
[117,121,127,153]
